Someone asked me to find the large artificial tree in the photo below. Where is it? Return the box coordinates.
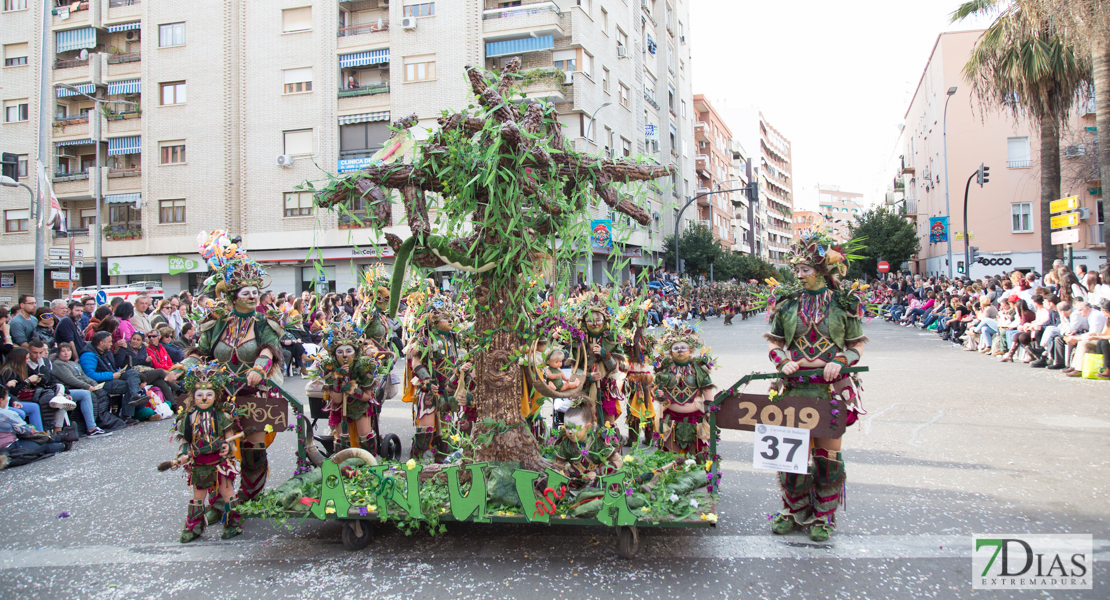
[312,59,674,471]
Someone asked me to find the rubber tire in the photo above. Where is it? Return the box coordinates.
[617,526,639,559]
[379,433,402,462]
[341,519,373,551]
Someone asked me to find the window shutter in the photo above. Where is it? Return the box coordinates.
[282,6,312,32]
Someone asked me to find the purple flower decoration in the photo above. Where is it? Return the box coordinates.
[625,488,633,497]
[829,400,838,406]
[707,485,714,493]
[766,513,774,521]
[57,512,70,519]
[359,506,368,516]
[831,409,840,416]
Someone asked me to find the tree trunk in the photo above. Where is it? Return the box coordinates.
[1039,114,1061,274]
[470,279,549,472]
[1094,40,1110,250]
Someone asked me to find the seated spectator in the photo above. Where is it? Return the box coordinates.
[1,347,45,431]
[116,330,179,411]
[0,306,13,361]
[0,386,66,460]
[10,295,38,347]
[45,342,111,437]
[1073,300,1110,379]
[1001,299,1038,363]
[80,331,149,425]
[114,302,137,342]
[150,299,175,332]
[31,307,57,353]
[174,322,196,354]
[968,296,1000,353]
[55,300,87,356]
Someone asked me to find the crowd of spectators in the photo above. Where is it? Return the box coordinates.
[876,261,1110,379]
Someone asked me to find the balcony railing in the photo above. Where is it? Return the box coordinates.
[338,83,390,98]
[108,167,141,178]
[643,90,660,110]
[53,228,89,239]
[902,199,918,216]
[337,21,389,37]
[107,52,141,64]
[1008,160,1032,169]
[105,225,142,240]
[105,110,140,121]
[54,115,89,126]
[53,171,89,182]
[108,0,139,6]
[54,57,89,70]
[482,2,560,19]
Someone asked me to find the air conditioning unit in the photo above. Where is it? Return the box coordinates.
[277,154,294,167]
[57,147,77,158]
[401,16,417,29]
[377,0,389,7]
[125,31,137,41]
[1064,144,1086,158]
[617,45,627,58]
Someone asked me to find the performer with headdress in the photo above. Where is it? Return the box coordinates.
[652,324,715,458]
[764,230,867,542]
[571,292,627,430]
[169,362,241,543]
[314,316,386,455]
[403,294,472,461]
[621,298,657,446]
[171,231,285,503]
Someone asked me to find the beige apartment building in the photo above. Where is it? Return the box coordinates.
[726,137,753,255]
[890,30,1104,278]
[816,185,863,242]
[793,209,819,238]
[0,0,696,300]
[690,94,734,250]
[725,106,793,264]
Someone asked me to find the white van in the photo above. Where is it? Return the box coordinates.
[70,281,166,305]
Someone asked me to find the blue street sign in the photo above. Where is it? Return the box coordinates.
[96,290,107,304]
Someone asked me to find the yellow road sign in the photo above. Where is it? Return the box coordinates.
[1049,196,1078,214]
[1050,212,1079,229]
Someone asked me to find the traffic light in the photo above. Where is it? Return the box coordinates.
[976,163,990,187]
[0,153,17,182]
[957,261,965,274]
[969,246,980,264]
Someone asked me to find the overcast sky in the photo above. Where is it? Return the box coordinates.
[689,0,995,211]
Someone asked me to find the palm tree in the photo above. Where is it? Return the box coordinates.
[952,0,1091,274]
[1019,0,1110,252]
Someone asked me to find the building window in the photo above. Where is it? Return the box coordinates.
[4,100,28,123]
[621,137,631,157]
[340,121,391,156]
[4,209,28,233]
[283,67,313,94]
[158,22,185,48]
[159,199,186,224]
[3,0,28,11]
[1011,202,1033,233]
[600,6,608,31]
[4,42,28,66]
[403,2,435,17]
[601,67,609,93]
[404,55,436,82]
[552,50,576,73]
[160,81,186,105]
[282,6,312,32]
[80,208,95,228]
[159,142,186,165]
[283,128,313,156]
[1007,136,1031,168]
[16,154,27,178]
[618,83,629,108]
[617,29,628,53]
[681,99,686,118]
[284,191,313,217]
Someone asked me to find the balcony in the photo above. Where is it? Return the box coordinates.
[695,154,708,176]
[694,121,709,144]
[900,156,915,175]
[53,228,90,240]
[338,19,388,37]
[902,199,918,217]
[338,83,389,98]
[105,224,142,241]
[52,1,93,27]
[107,167,141,191]
[53,115,90,137]
[482,2,565,39]
[105,111,140,133]
[53,171,90,183]
[519,68,568,102]
[643,89,660,111]
[1008,160,1032,169]
[54,57,89,70]
[52,171,92,196]
[106,52,141,76]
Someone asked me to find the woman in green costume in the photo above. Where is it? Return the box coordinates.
[764,231,868,542]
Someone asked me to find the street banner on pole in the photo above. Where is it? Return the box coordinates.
[929,217,948,243]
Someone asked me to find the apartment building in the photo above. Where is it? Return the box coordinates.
[793,209,819,238]
[690,94,734,249]
[0,0,696,299]
[889,30,1104,278]
[816,185,863,242]
[727,136,761,258]
[726,106,793,264]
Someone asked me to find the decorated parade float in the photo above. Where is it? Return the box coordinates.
[170,60,867,557]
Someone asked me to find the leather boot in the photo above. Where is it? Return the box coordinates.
[625,417,639,447]
[180,499,206,543]
[362,433,378,457]
[204,494,225,527]
[221,499,243,540]
[410,427,435,461]
[238,441,269,503]
[810,448,846,542]
[771,466,814,535]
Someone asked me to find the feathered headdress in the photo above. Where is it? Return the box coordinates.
[787,229,865,278]
[197,230,268,298]
[322,315,366,355]
[182,361,233,394]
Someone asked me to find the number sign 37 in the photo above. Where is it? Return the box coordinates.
[753,424,811,474]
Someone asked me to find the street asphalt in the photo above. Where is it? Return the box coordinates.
[0,315,1107,599]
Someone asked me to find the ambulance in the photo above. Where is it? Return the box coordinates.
[70,281,166,305]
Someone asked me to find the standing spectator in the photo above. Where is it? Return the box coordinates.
[55,301,87,356]
[79,331,147,424]
[114,302,137,342]
[10,295,38,347]
[131,294,153,334]
[78,296,96,331]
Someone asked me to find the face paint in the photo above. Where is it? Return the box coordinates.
[236,286,260,310]
[794,264,824,290]
[194,388,217,409]
[335,344,356,368]
[670,342,691,363]
[435,318,452,332]
[585,312,606,334]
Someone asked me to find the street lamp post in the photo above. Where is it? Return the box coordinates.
[584,102,613,145]
[55,84,138,292]
[0,176,40,298]
[942,85,957,278]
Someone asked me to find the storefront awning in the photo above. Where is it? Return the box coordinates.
[485,35,553,57]
[339,49,389,68]
[338,111,390,125]
[105,22,141,33]
[56,83,95,98]
[107,79,140,95]
[55,139,94,147]
[56,27,97,53]
[108,136,140,156]
[105,193,141,205]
